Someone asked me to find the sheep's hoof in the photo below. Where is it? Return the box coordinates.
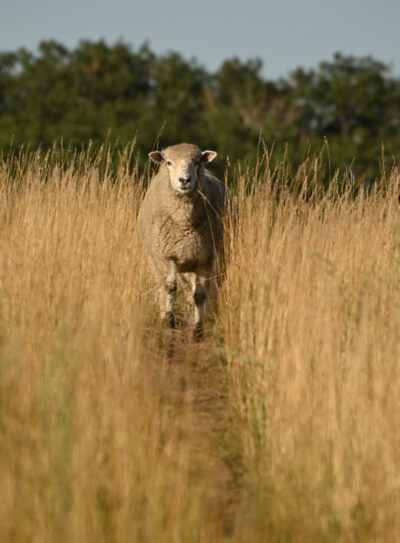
[193,323,204,342]
[163,311,175,329]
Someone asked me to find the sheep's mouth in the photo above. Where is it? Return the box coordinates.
[177,185,195,195]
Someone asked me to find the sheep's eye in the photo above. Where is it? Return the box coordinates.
[166,160,173,166]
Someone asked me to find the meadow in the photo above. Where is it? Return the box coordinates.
[0,145,399,542]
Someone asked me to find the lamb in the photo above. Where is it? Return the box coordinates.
[137,143,230,339]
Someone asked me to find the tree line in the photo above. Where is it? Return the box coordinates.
[1,39,399,177]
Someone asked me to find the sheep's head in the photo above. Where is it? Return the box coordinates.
[149,143,217,196]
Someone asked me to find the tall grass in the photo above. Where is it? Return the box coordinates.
[0,146,399,542]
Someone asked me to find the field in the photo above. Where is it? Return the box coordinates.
[0,146,399,542]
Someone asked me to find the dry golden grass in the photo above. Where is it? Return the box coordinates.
[0,146,399,542]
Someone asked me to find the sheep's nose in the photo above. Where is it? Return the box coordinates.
[179,177,190,185]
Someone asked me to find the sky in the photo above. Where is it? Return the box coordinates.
[1,0,400,79]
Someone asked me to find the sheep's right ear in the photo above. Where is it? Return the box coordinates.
[201,150,217,163]
[149,151,164,163]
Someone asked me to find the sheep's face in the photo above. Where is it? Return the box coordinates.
[149,144,217,196]
[165,156,202,195]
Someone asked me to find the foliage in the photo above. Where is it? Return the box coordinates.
[0,40,400,176]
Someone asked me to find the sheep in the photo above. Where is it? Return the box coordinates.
[137,143,230,340]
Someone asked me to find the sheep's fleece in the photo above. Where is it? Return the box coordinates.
[137,143,230,337]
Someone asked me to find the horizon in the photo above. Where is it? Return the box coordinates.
[1,36,398,82]
[1,0,400,80]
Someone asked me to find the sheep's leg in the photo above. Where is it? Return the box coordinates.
[191,274,208,341]
[164,263,177,329]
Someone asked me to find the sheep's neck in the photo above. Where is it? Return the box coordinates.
[168,190,206,228]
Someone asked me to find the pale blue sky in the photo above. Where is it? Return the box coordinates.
[1,0,399,79]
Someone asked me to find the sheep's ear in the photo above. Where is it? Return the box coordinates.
[149,151,164,163]
[201,150,217,163]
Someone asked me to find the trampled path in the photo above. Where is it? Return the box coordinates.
[159,332,241,538]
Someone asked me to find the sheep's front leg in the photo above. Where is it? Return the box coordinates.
[192,274,208,341]
[164,263,177,329]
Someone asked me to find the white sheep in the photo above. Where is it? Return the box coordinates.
[137,143,230,339]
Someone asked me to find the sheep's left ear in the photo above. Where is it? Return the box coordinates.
[149,151,164,163]
[201,150,217,163]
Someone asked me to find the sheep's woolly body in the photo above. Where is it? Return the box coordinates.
[137,143,229,338]
[140,163,225,273]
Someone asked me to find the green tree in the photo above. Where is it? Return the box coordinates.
[0,42,399,178]
[149,52,209,148]
[290,53,400,174]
